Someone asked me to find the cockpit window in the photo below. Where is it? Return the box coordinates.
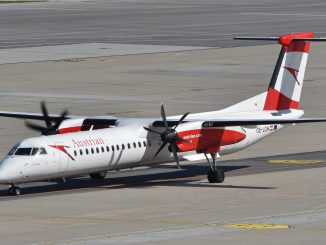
[39,148,47,155]
[31,148,39,156]
[7,145,18,156]
[7,146,47,156]
[14,148,32,156]
[31,148,48,156]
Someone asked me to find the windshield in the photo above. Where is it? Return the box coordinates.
[8,147,48,156]
[14,148,32,156]
[7,145,19,156]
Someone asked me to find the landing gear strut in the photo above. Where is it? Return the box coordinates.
[205,153,225,183]
[8,184,21,196]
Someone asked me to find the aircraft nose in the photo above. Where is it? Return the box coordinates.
[0,168,8,184]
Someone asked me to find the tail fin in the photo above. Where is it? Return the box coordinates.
[263,32,314,110]
[224,32,326,113]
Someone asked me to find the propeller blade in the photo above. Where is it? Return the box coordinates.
[174,112,190,129]
[153,141,168,159]
[25,121,47,134]
[41,101,51,128]
[171,143,180,169]
[160,103,169,130]
[143,126,160,134]
[54,110,69,129]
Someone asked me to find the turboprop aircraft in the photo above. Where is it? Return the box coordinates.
[1,32,326,196]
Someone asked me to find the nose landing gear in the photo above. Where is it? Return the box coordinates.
[8,184,21,196]
[205,153,225,183]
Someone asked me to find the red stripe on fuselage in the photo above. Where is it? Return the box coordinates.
[176,128,246,153]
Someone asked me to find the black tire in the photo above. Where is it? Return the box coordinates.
[207,168,225,183]
[215,168,225,183]
[14,187,21,196]
[8,186,21,196]
[207,169,216,183]
[8,187,14,196]
[89,171,107,180]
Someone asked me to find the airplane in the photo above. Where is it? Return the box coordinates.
[1,31,326,196]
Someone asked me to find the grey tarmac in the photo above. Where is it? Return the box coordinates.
[0,0,326,244]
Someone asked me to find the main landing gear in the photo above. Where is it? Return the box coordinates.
[205,153,225,183]
[89,171,107,180]
[8,184,21,196]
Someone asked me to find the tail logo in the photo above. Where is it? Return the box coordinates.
[284,66,300,85]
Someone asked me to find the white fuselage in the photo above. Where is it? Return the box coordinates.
[0,109,304,185]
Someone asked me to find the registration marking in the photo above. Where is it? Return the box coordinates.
[224,223,290,229]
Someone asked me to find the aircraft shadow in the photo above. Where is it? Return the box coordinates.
[0,164,274,198]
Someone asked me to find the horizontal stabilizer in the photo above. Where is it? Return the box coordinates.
[152,117,326,128]
[234,37,326,42]
[202,118,326,128]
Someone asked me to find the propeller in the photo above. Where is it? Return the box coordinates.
[143,104,189,169]
[25,101,68,136]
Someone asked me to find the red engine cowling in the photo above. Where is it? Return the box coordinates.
[176,127,246,153]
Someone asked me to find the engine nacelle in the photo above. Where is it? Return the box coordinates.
[175,122,246,153]
[58,118,117,134]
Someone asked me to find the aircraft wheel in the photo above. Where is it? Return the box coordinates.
[207,168,225,183]
[8,186,21,196]
[89,171,107,180]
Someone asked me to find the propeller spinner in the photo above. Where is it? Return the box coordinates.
[25,101,68,136]
[143,104,189,169]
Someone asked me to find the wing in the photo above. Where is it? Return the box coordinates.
[0,111,71,121]
[0,111,117,121]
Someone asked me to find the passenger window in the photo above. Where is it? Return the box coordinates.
[143,141,146,147]
[74,150,77,156]
[96,147,99,153]
[111,145,115,151]
[127,143,131,149]
[116,145,120,151]
[106,146,110,152]
[133,142,137,148]
[138,142,141,148]
[122,144,125,150]
[86,149,89,155]
[101,146,104,153]
[91,148,94,154]
[80,149,83,156]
